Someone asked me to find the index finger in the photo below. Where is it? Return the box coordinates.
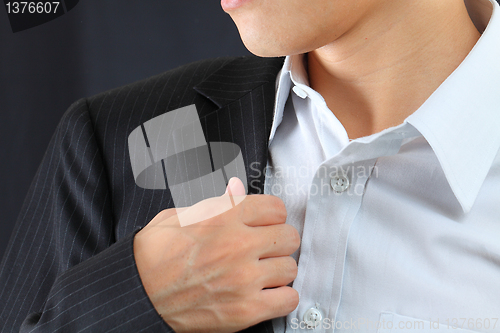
[239,194,287,227]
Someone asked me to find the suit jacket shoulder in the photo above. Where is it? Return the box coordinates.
[83,55,284,235]
[0,55,284,333]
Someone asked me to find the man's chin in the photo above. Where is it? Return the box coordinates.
[239,36,289,58]
[237,28,319,58]
[245,48,284,58]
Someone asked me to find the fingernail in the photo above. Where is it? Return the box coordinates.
[224,177,237,194]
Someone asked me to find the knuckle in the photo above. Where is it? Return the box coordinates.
[286,257,299,277]
[270,196,287,222]
[288,226,301,249]
[287,288,300,309]
[281,225,300,250]
[272,287,299,316]
[280,257,298,280]
[239,197,257,222]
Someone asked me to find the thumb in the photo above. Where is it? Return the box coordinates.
[224,177,246,196]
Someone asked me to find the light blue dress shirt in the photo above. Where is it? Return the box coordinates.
[267,0,500,332]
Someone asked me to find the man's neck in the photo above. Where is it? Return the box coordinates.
[307,0,481,139]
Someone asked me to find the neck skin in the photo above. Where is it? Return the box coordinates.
[307,0,481,139]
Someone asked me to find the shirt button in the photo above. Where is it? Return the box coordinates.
[292,85,308,99]
[331,175,350,192]
[303,307,323,329]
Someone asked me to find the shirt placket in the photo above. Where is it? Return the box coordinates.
[286,157,378,333]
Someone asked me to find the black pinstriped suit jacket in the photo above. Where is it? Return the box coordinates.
[0,56,285,332]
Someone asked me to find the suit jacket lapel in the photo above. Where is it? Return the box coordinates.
[194,56,285,333]
[194,56,285,195]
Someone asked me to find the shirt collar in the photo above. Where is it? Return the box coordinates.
[269,54,308,144]
[406,0,500,212]
[270,0,500,213]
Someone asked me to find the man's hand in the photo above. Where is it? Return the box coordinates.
[134,178,300,333]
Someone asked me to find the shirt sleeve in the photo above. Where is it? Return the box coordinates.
[0,99,173,332]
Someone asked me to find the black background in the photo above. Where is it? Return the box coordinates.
[0,0,250,259]
[2,0,500,261]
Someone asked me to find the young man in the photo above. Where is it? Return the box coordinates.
[1,0,499,332]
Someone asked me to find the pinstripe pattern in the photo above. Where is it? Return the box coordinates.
[0,55,285,332]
